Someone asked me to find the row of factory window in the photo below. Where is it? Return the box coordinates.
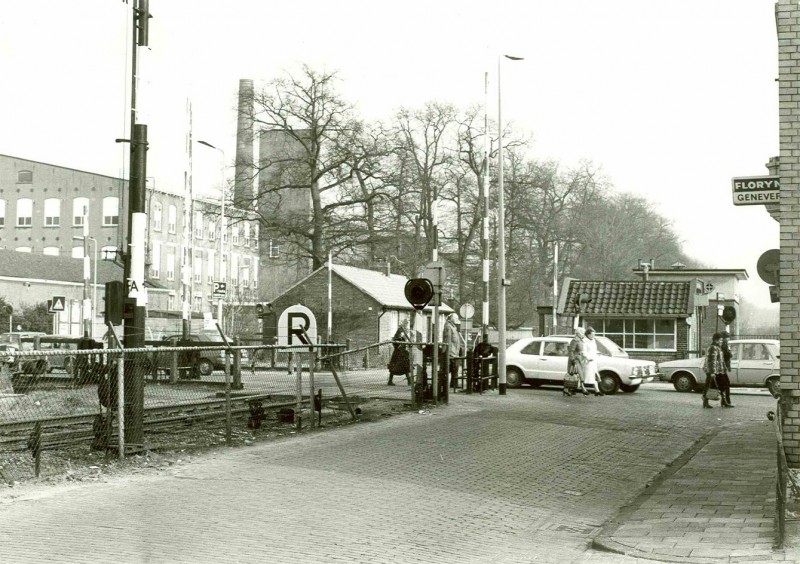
[166,290,259,313]
[0,197,119,227]
[147,243,259,290]
[149,201,258,249]
[0,196,260,252]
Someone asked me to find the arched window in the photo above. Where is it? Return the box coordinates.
[194,211,204,239]
[243,222,250,247]
[152,201,163,231]
[101,246,117,261]
[15,246,32,253]
[44,198,60,227]
[102,197,119,226]
[43,247,60,256]
[73,198,89,226]
[17,170,32,184]
[72,246,84,259]
[16,198,33,227]
[208,218,216,241]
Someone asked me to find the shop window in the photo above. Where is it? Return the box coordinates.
[584,317,676,351]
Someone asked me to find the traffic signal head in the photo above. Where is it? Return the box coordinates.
[721,306,737,324]
[255,302,273,316]
[404,279,434,311]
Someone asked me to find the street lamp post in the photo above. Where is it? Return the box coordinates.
[198,140,226,331]
[73,235,98,338]
[496,54,523,396]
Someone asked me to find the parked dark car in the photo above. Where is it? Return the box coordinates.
[156,333,247,377]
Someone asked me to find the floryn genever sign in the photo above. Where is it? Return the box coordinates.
[731,175,779,206]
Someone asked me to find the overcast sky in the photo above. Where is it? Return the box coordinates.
[0,1,781,310]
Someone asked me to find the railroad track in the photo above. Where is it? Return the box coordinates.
[0,393,310,452]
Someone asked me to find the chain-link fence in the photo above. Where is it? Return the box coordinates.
[0,339,481,481]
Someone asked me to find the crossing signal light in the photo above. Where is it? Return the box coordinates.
[721,306,737,325]
[404,279,434,311]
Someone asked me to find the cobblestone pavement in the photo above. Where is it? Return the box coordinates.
[0,386,795,563]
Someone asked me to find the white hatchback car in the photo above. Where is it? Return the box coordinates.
[505,335,660,394]
[659,339,780,395]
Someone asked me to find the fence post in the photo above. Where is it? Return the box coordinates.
[232,338,242,390]
[466,351,473,395]
[170,350,178,384]
[294,354,302,431]
[308,351,315,430]
[30,421,42,478]
[225,352,231,446]
[117,351,125,460]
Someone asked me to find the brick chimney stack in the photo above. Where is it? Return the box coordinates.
[234,79,254,206]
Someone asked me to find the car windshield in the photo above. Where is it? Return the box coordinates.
[595,336,629,358]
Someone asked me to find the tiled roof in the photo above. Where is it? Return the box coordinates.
[331,264,454,313]
[560,280,693,317]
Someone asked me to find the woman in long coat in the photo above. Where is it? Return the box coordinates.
[566,327,586,396]
[387,321,411,385]
[581,327,604,396]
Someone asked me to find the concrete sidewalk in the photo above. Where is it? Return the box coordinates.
[592,414,799,563]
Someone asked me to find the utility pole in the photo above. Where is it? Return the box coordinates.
[122,0,151,448]
[182,101,193,339]
[82,207,91,338]
[481,71,491,345]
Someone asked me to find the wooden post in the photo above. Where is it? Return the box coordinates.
[225,354,231,446]
[170,350,178,384]
[294,355,302,430]
[31,421,42,478]
[117,351,125,460]
[0,361,13,394]
[308,351,315,429]
[232,338,242,390]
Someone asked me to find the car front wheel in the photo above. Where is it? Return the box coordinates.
[672,372,696,393]
[506,367,524,388]
[599,372,620,395]
[767,376,781,397]
[196,358,214,377]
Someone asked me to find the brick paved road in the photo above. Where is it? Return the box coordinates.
[0,386,782,563]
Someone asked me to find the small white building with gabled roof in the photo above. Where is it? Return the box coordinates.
[270,263,454,348]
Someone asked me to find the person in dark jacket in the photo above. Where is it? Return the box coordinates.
[702,332,726,409]
[387,321,411,385]
[719,331,734,407]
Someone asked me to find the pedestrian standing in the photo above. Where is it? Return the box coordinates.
[387,321,411,386]
[719,330,734,407]
[443,314,464,387]
[582,327,604,396]
[702,332,725,409]
[566,327,587,396]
